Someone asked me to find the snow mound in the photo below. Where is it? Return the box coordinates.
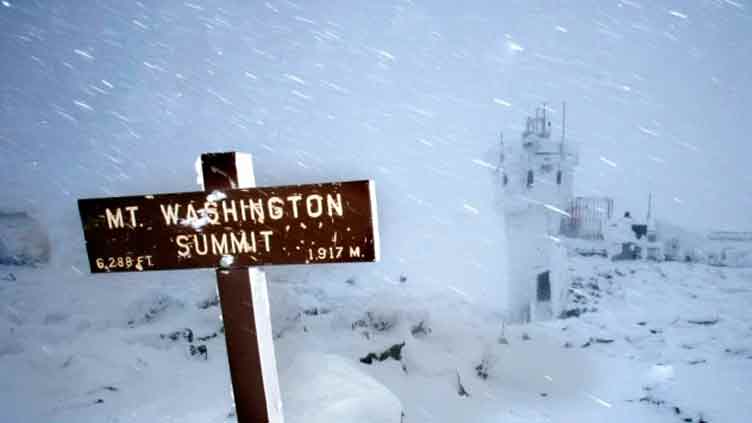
[282,353,403,423]
[0,212,50,266]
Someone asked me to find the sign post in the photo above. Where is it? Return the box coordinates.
[77,152,380,422]
[201,152,281,423]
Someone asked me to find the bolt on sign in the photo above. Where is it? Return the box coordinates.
[77,152,380,423]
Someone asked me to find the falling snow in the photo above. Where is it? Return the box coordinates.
[1,1,751,422]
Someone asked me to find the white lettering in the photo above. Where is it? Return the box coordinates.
[239,199,251,221]
[306,194,323,218]
[260,230,273,252]
[160,203,181,225]
[176,230,275,258]
[125,206,139,226]
[185,203,199,222]
[211,233,229,255]
[223,200,238,222]
[194,234,208,255]
[230,230,256,253]
[287,194,303,218]
[250,198,265,223]
[105,208,124,229]
[268,197,284,220]
[326,193,343,217]
[240,198,265,223]
[176,234,191,257]
[203,202,220,224]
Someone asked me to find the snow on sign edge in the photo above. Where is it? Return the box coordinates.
[368,179,381,262]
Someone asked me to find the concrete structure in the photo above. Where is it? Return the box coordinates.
[497,105,578,322]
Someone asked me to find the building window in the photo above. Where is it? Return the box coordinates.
[526,170,534,188]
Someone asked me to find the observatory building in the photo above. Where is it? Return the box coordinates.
[497,105,578,322]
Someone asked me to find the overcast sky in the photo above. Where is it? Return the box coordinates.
[1,1,751,273]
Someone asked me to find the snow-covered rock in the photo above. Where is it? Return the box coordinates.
[0,212,50,266]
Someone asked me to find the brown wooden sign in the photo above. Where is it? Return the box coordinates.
[78,180,379,273]
[78,152,381,423]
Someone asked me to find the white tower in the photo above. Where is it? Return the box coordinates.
[498,104,578,322]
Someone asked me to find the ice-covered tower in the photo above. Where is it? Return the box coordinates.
[497,104,578,322]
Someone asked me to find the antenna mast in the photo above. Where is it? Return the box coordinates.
[497,131,505,172]
[561,101,566,143]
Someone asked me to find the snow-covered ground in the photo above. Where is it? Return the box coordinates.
[2,256,750,422]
